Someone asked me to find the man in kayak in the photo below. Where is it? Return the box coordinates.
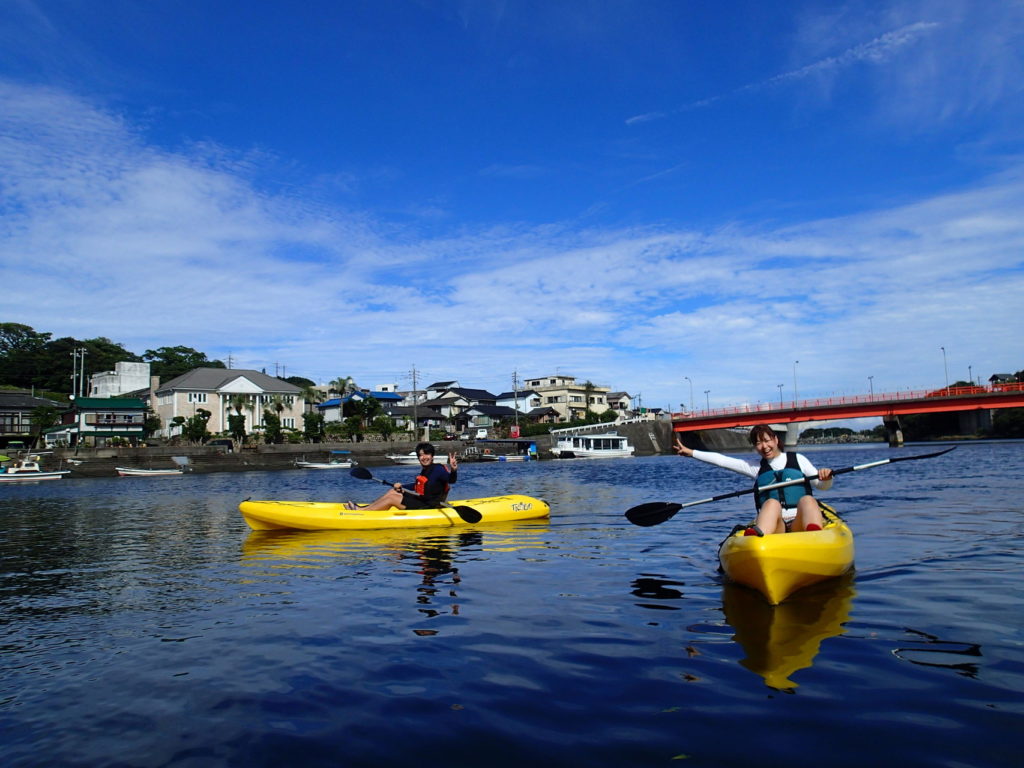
[674,425,833,536]
[350,442,458,510]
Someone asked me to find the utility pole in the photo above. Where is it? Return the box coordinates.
[512,370,520,436]
[410,365,419,440]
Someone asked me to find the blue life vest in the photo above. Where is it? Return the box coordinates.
[754,452,812,510]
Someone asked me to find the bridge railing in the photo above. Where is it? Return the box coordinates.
[672,382,1024,421]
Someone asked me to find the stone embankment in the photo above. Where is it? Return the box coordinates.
[45,422,746,477]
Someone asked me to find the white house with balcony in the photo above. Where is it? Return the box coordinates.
[150,368,303,438]
[522,374,612,422]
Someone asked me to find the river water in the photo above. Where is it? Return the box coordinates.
[2,442,1022,767]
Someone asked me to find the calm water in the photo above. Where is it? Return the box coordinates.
[2,443,1022,767]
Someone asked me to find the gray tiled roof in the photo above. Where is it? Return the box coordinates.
[156,368,301,395]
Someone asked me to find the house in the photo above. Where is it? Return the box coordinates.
[464,404,519,432]
[0,390,66,449]
[45,397,148,448]
[605,391,633,414]
[89,362,153,397]
[495,390,541,413]
[150,368,303,438]
[316,390,405,423]
[522,374,612,422]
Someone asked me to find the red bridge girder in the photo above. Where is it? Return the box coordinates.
[672,385,1024,432]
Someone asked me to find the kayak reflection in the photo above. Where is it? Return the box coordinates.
[722,573,856,690]
[240,520,552,568]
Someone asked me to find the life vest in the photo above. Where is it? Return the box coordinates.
[414,463,451,502]
[754,452,811,510]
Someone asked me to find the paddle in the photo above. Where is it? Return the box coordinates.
[349,466,483,523]
[625,446,957,527]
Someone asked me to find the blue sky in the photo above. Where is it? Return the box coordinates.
[2,0,1022,415]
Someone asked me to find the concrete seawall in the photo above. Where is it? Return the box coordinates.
[46,424,752,477]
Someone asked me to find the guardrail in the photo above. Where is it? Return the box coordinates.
[672,382,1024,421]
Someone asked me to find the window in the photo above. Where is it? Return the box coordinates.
[187,393,208,404]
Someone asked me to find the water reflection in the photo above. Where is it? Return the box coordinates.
[240,520,552,569]
[630,575,686,610]
[892,628,983,678]
[722,574,856,690]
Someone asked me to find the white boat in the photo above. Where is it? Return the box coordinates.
[551,433,635,459]
[116,466,185,477]
[385,451,424,465]
[479,453,530,462]
[0,455,71,482]
[295,451,354,469]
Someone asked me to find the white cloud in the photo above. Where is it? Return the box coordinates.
[1,79,1022,405]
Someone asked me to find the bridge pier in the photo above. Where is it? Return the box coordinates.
[784,423,801,449]
[883,416,904,447]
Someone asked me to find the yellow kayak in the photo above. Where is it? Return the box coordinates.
[718,502,854,605]
[239,494,550,531]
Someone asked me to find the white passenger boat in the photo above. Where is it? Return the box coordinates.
[0,455,71,482]
[551,433,635,459]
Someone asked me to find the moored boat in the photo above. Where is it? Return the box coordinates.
[116,466,185,477]
[551,432,635,459]
[385,451,423,465]
[0,455,71,482]
[295,451,355,469]
[239,494,550,531]
[718,502,854,605]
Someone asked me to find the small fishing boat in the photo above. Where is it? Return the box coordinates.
[239,494,550,531]
[295,451,355,469]
[551,432,635,459]
[0,455,71,482]
[479,453,530,461]
[385,451,423,465]
[718,502,854,605]
[116,466,185,477]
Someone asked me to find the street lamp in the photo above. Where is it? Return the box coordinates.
[793,360,799,404]
[968,365,973,386]
[941,346,949,390]
[777,383,784,407]
[684,376,693,413]
[868,375,874,399]
[704,390,710,412]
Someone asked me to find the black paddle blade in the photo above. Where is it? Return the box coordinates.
[625,502,683,527]
[452,505,483,524]
[349,466,373,480]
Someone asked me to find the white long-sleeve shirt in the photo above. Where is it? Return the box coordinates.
[691,449,832,519]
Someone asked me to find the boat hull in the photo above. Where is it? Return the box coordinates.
[294,461,353,469]
[0,471,70,482]
[116,467,183,476]
[239,494,550,531]
[718,503,854,605]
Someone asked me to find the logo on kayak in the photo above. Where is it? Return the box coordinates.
[511,502,532,512]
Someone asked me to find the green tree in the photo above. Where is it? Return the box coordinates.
[330,376,356,396]
[183,409,212,443]
[228,413,247,443]
[262,409,283,444]
[143,412,162,439]
[285,376,316,389]
[144,346,225,381]
[371,415,396,441]
[303,411,325,442]
[28,405,60,448]
[0,323,52,388]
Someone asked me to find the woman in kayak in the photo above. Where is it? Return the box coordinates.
[673,425,833,536]
[350,442,458,510]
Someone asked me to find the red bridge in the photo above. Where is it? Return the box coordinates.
[672,383,1024,444]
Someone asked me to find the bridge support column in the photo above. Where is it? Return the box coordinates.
[883,416,904,447]
[784,423,801,449]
